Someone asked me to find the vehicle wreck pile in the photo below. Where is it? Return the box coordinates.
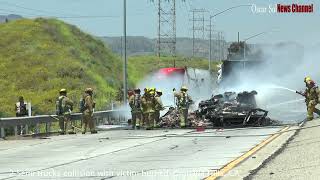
[159,90,278,128]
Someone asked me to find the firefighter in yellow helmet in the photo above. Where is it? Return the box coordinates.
[82,88,97,134]
[302,77,320,120]
[56,89,74,134]
[150,87,156,91]
[129,88,143,129]
[141,88,156,130]
[304,76,312,83]
[173,86,193,127]
[141,88,149,127]
[154,89,164,127]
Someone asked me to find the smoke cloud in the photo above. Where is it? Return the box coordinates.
[136,68,216,115]
[131,42,319,124]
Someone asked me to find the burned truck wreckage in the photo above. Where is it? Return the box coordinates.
[195,91,274,127]
[159,91,277,128]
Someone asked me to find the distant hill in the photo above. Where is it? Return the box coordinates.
[103,36,154,56]
[0,14,23,23]
[0,18,122,116]
[100,36,228,59]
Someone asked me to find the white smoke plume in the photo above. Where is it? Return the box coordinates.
[130,42,319,124]
[136,68,216,115]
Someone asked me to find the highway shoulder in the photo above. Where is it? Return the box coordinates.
[218,125,298,180]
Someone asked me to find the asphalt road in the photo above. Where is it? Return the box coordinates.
[0,127,283,180]
[248,119,320,180]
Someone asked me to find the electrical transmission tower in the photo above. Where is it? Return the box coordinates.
[213,31,226,61]
[190,8,208,57]
[155,0,176,59]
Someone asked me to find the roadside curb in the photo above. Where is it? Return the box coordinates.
[243,121,305,179]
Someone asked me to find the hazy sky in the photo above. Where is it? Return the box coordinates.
[0,0,319,46]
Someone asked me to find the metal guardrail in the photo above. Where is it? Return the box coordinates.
[0,110,129,138]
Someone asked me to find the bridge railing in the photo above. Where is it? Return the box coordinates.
[0,110,129,138]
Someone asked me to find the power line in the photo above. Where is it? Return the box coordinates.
[0,8,42,16]
[0,1,82,17]
[45,15,120,19]
[0,1,151,20]
[0,8,121,19]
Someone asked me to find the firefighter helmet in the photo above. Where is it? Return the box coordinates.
[181,86,188,91]
[85,88,93,93]
[149,87,156,92]
[60,89,67,93]
[134,88,141,93]
[304,76,312,83]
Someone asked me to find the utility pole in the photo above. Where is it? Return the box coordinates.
[219,32,221,61]
[173,0,176,67]
[207,22,214,70]
[190,8,207,58]
[192,10,195,57]
[123,0,127,105]
[156,0,176,66]
[208,21,212,70]
[157,0,160,58]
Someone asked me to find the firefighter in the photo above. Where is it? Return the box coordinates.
[15,96,28,135]
[141,88,148,128]
[303,77,320,120]
[154,90,164,127]
[174,86,193,127]
[56,89,74,134]
[15,96,28,117]
[141,88,156,130]
[129,88,142,129]
[82,88,97,134]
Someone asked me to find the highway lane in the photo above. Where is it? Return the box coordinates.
[0,127,284,180]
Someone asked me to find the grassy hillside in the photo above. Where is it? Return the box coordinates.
[0,18,122,116]
[128,55,220,87]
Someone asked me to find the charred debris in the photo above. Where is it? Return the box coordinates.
[160,91,279,128]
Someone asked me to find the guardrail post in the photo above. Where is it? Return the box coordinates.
[25,125,29,134]
[0,127,5,138]
[14,126,18,136]
[35,123,40,134]
[45,122,51,136]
